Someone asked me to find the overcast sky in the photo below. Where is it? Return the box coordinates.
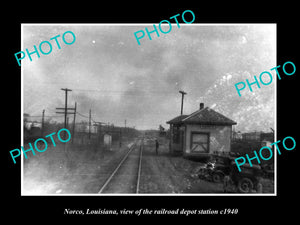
[22,24,276,131]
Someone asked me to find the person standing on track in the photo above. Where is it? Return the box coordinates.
[155,139,159,155]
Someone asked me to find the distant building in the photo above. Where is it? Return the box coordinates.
[103,133,112,150]
[240,131,274,142]
[75,123,98,133]
[23,113,30,121]
[24,121,42,130]
[260,132,274,143]
[232,131,243,140]
[159,124,167,136]
[167,103,237,159]
[242,131,261,141]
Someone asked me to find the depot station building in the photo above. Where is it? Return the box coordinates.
[166,103,237,160]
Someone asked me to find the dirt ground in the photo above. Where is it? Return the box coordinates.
[139,137,274,194]
[22,140,135,194]
[139,138,224,193]
[22,136,274,194]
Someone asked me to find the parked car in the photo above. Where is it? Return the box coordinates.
[196,154,265,193]
[197,155,232,183]
[228,162,263,193]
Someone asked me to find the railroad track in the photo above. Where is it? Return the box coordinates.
[98,139,143,194]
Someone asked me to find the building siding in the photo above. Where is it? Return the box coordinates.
[169,124,185,154]
[184,124,232,154]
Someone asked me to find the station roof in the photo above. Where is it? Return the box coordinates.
[166,115,189,125]
[166,107,237,126]
[182,107,237,125]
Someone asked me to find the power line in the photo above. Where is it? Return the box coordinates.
[76,111,98,124]
[76,111,90,118]
[71,88,180,95]
[56,88,74,131]
[25,115,64,118]
[72,102,77,143]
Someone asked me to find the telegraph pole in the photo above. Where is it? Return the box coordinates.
[89,109,91,139]
[179,90,187,115]
[94,121,105,143]
[62,88,72,129]
[119,128,122,148]
[124,119,128,136]
[41,109,45,136]
[72,102,77,143]
[55,88,72,157]
[56,88,74,139]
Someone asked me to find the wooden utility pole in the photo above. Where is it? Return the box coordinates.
[41,109,45,136]
[89,109,91,139]
[119,128,122,148]
[62,88,72,130]
[72,102,77,143]
[66,117,70,131]
[55,88,73,157]
[179,90,187,115]
[56,88,75,139]
[94,121,105,137]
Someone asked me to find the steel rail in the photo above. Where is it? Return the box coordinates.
[98,140,143,194]
[136,141,143,193]
[98,143,136,193]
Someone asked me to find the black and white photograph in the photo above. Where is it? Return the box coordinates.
[3,4,299,221]
[21,24,276,195]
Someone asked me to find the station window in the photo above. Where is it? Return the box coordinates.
[190,132,210,153]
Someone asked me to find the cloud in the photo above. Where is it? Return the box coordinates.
[23,24,276,130]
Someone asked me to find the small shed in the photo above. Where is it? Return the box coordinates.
[167,103,237,159]
[103,133,112,150]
